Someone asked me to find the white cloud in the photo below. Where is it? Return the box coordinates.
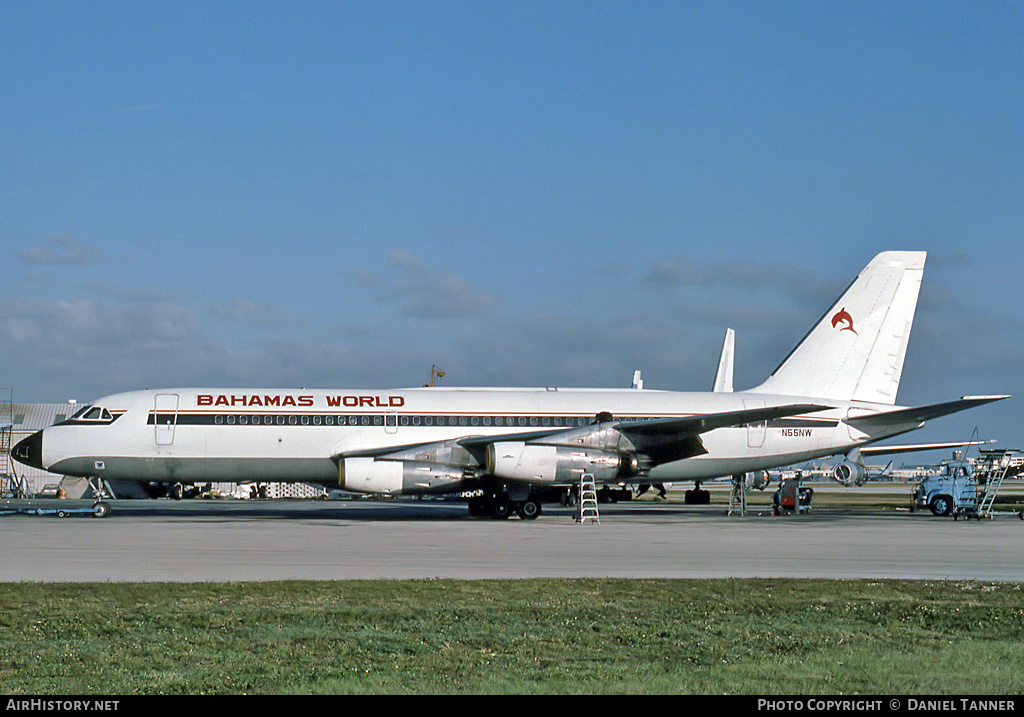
[18,235,104,266]
[366,249,499,320]
[208,299,290,327]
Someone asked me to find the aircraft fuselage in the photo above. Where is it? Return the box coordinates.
[19,386,914,489]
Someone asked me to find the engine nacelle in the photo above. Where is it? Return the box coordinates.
[340,458,465,495]
[833,460,868,487]
[486,441,636,484]
[745,470,771,491]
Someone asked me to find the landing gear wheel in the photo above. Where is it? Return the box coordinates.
[490,498,512,519]
[468,497,487,517]
[516,500,542,520]
[93,502,111,519]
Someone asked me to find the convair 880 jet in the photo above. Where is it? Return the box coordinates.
[12,251,1008,518]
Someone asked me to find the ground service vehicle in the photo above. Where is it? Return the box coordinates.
[913,462,976,517]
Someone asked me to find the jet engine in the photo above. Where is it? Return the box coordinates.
[340,458,466,495]
[832,460,869,487]
[745,470,771,490]
[486,441,639,484]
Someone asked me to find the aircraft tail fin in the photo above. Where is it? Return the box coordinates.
[712,328,735,393]
[753,251,926,404]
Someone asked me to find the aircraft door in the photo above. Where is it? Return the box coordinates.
[155,394,179,445]
[744,399,766,448]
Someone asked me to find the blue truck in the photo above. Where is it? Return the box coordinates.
[912,450,1023,519]
[912,462,975,517]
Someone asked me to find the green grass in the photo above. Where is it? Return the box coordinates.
[2,579,1022,694]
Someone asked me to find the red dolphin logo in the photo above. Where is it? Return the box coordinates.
[831,307,858,334]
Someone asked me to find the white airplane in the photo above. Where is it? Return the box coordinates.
[11,251,1008,518]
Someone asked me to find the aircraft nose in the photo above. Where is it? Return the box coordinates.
[12,431,43,470]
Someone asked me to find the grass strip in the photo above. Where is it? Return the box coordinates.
[1,578,1022,694]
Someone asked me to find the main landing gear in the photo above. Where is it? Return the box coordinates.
[684,481,711,504]
[467,487,543,520]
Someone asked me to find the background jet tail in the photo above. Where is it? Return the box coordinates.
[752,251,927,404]
[712,328,735,393]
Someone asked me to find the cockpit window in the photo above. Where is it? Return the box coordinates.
[71,405,93,419]
[81,407,113,421]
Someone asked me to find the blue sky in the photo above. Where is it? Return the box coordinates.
[3,2,1022,460]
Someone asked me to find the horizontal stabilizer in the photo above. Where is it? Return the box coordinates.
[858,439,996,456]
[845,395,1010,429]
[617,403,830,438]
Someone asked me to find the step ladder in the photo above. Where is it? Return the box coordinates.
[0,388,14,497]
[576,473,600,524]
[728,474,747,516]
[0,425,11,481]
[976,450,1014,519]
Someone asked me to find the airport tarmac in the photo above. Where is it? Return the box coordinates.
[3,489,1024,583]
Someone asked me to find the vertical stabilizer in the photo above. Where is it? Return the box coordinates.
[752,251,926,404]
[713,328,735,393]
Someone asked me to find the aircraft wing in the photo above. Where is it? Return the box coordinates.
[612,403,830,464]
[333,403,831,469]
